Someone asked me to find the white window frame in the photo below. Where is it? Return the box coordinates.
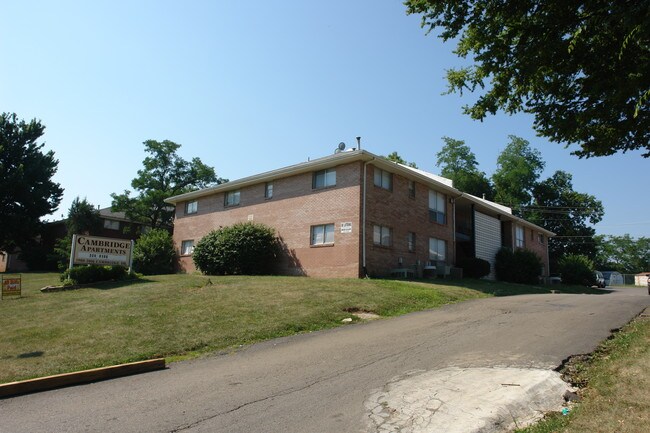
[408,232,416,252]
[310,223,335,245]
[428,190,446,224]
[103,219,120,230]
[428,237,446,262]
[181,240,194,256]
[225,190,240,206]
[373,168,392,190]
[265,182,273,199]
[373,225,392,247]
[185,200,198,215]
[515,225,525,248]
[313,169,336,189]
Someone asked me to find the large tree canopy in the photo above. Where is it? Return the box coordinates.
[0,113,63,252]
[405,0,650,157]
[527,170,604,268]
[492,135,544,210]
[111,140,225,229]
[595,234,650,273]
[436,136,494,199]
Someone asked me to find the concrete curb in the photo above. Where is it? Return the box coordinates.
[0,358,166,399]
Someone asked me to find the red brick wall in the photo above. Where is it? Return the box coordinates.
[172,162,363,278]
[504,222,550,276]
[364,165,455,277]
[525,227,550,276]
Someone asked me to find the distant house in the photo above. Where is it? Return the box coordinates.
[0,251,28,273]
[635,272,650,287]
[165,149,553,279]
[96,207,152,238]
[0,207,152,273]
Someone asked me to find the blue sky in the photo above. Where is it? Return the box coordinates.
[2,1,648,238]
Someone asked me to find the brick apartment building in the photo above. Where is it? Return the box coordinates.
[165,149,553,279]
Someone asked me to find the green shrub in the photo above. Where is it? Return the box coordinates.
[192,222,278,275]
[60,265,134,285]
[495,247,543,284]
[132,229,175,275]
[558,254,595,285]
[457,257,491,278]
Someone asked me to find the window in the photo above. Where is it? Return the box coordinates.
[225,190,240,206]
[181,240,194,255]
[538,233,545,244]
[103,219,119,230]
[429,238,446,262]
[313,169,336,189]
[373,168,392,190]
[373,225,392,247]
[428,190,446,224]
[515,225,525,248]
[408,180,416,199]
[185,200,198,214]
[310,224,335,245]
[265,182,273,199]
[408,232,416,252]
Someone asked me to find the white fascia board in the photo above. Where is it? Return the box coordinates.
[371,158,459,195]
[164,149,373,205]
[462,194,555,237]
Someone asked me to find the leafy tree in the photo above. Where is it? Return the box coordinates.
[65,197,102,236]
[52,197,102,270]
[492,136,544,211]
[435,136,494,199]
[193,222,278,275]
[111,140,225,229]
[385,151,418,168]
[132,229,175,275]
[595,235,650,273]
[526,171,604,270]
[405,1,650,158]
[0,113,63,252]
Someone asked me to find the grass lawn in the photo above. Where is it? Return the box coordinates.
[0,272,604,384]
[517,311,650,433]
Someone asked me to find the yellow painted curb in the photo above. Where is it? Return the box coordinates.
[0,358,166,399]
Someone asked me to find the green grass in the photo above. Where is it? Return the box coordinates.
[517,312,650,433]
[0,272,604,384]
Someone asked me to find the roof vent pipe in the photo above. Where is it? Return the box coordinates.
[356,136,361,150]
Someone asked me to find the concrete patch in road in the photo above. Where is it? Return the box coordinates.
[364,367,572,433]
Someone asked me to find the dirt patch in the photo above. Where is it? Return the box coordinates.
[344,308,381,321]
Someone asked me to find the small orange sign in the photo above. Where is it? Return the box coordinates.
[2,275,21,298]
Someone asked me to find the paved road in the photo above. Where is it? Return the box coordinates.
[1,287,648,433]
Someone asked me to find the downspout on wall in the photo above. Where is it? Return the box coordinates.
[361,158,373,277]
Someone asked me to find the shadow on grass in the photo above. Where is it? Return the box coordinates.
[408,278,610,297]
[89,277,155,291]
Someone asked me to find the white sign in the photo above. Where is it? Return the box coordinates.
[340,222,353,233]
[71,235,133,267]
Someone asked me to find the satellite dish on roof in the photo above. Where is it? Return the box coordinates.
[335,142,346,153]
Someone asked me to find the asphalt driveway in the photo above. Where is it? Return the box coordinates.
[1,287,648,432]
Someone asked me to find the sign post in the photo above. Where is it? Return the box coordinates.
[2,274,22,299]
